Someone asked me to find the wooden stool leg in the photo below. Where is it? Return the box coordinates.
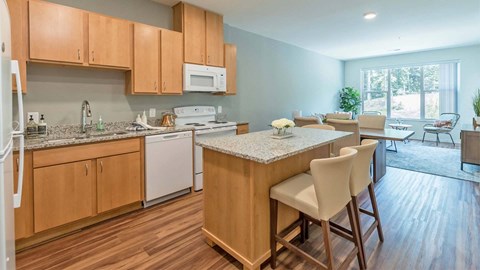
[270,199,278,269]
[351,196,367,268]
[321,220,334,270]
[299,212,306,243]
[347,201,366,270]
[368,183,384,242]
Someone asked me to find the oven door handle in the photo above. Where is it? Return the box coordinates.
[195,126,237,135]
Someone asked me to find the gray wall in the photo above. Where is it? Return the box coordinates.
[345,45,480,142]
[15,0,344,132]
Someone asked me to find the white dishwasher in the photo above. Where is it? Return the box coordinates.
[144,131,193,207]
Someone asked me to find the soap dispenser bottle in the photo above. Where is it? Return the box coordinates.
[142,110,148,124]
[26,115,38,138]
[96,115,105,131]
[37,114,47,137]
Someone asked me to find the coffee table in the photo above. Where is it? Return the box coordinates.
[388,123,413,152]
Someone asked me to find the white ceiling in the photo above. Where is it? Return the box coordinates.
[154,0,480,60]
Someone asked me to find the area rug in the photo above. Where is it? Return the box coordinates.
[386,142,480,183]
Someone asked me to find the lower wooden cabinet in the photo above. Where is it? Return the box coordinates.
[236,123,249,135]
[13,151,33,240]
[97,152,141,213]
[33,160,94,233]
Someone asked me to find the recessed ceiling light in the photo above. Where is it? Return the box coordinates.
[363,12,377,20]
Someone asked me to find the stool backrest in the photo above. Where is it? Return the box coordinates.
[294,116,321,127]
[325,119,360,155]
[358,115,386,130]
[348,139,378,196]
[302,124,335,131]
[310,148,357,220]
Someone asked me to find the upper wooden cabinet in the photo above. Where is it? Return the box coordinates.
[173,2,224,67]
[224,43,237,95]
[7,0,28,93]
[88,13,132,69]
[29,0,85,64]
[131,23,160,94]
[205,11,224,67]
[160,29,183,95]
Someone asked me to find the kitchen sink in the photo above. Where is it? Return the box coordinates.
[45,131,129,143]
[90,131,129,137]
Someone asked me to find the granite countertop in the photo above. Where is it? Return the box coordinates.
[13,122,193,151]
[196,128,351,164]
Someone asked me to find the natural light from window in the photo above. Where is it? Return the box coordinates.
[361,62,458,120]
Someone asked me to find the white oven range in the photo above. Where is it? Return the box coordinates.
[174,106,237,191]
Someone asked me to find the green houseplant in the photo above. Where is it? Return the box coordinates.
[339,87,361,116]
[473,88,480,123]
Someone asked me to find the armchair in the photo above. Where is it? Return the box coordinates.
[422,113,460,146]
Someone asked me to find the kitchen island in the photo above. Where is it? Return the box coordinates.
[196,128,351,270]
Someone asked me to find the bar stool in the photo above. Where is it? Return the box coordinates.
[332,139,384,267]
[269,148,365,270]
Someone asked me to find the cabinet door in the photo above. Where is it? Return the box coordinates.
[224,44,237,95]
[88,13,131,68]
[133,24,159,94]
[13,151,33,240]
[160,30,183,95]
[33,160,94,233]
[183,4,205,65]
[205,11,224,67]
[7,0,28,93]
[97,152,141,213]
[29,0,84,64]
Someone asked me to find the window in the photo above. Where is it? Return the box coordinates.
[361,62,458,120]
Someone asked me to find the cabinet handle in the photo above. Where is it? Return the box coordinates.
[92,51,95,62]
[77,49,80,60]
[163,81,166,91]
[154,81,157,90]
[16,158,19,172]
[100,161,103,173]
[208,55,210,63]
[201,54,204,63]
[85,163,89,176]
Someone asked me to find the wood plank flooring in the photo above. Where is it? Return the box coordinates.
[16,167,480,269]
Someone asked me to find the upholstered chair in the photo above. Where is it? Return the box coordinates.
[269,148,365,269]
[294,116,321,127]
[325,119,360,156]
[302,124,335,131]
[358,114,386,130]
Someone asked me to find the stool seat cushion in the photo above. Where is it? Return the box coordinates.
[270,173,319,220]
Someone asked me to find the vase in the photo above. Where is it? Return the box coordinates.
[273,127,292,136]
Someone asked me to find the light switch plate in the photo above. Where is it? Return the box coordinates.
[27,112,39,123]
[149,108,156,117]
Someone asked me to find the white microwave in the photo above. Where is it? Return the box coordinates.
[183,63,226,93]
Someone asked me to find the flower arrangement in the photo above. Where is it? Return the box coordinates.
[271,118,295,136]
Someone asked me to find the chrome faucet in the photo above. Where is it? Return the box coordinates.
[81,100,92,133]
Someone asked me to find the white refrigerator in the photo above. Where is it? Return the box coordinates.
[1,0,25,269]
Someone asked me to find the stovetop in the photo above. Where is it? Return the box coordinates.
[174,106,236,130]
[182,121,237,130]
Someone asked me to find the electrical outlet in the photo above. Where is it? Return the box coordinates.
[27,112,39,123]
[149,108,156,117]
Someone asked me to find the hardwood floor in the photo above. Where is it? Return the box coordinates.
[16,167,479,269]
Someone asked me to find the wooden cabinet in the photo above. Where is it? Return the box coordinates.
[88,13,131,68]
[97,152,141,213]
[132,23,160,94]
[29,0,85,64]
[236,123,249,135]
[177,3,205,65]
[7,0,28,93]
[13,151,33,240]
[461,126,480,170]
[205,11,224,67]
[160,29,183,95]
[173,3,224,67]
[33,160,94,233]
[224,44,237,95]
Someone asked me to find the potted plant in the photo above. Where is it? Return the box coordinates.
[339,87,361,117]
[474,88,480,124]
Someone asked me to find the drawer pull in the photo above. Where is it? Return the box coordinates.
[85,163,89,176]
[100,161,104,173]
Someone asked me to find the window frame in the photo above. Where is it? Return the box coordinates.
[360,61,459,120]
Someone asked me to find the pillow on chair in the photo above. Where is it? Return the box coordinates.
[433,120,452,128]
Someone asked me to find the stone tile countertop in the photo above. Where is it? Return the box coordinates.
[13,121,193,151]
[196,128,352,164]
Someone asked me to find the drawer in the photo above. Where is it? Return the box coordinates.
[33,138,141,168]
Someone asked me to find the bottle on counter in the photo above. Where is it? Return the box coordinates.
[37,114,47,137]
[142,110,148,124]
[26,115,38,138]
[96,115,105,131]
[136,114,142,123]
